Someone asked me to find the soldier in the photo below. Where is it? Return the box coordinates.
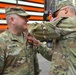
[28,1,76,75]
[0,7,53,75]
[49,1,76,75]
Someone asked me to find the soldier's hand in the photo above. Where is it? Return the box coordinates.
[26,33,41,46]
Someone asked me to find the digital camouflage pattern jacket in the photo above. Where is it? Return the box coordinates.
[0,30,53,75]
[29,17,76,75]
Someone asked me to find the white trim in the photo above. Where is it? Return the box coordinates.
[0,9,44,16]
[0,20,42,24]
[18,1,44,8]
[28,21,42,23]
[0,9,5,13]
[0,0,44,8]
[0,20,7,24]
[26,11,44,16]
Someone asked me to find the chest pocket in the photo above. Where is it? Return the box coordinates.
[7,42,35,62]
[7,43,24,56]
[6,42,25,64]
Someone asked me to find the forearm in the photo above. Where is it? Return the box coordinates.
[37,43,53,61]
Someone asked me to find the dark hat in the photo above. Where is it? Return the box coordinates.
[5,7,30,18]
[52,1,74,18]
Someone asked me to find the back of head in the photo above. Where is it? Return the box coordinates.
[52,1,74,18]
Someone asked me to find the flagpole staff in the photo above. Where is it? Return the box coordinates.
[16,0,18,6]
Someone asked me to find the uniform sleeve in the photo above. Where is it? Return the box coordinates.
[28,17,76,41]
[0,39,14,74]
[0,43,6,73]
[37,44,53,61]
[28,22,60,41]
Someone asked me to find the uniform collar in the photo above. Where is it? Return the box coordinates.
[6,29,26,43]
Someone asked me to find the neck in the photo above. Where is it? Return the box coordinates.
[8,28,22,36]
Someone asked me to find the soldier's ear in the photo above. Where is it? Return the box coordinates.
[65,7,69,14]
[10,16,15,25]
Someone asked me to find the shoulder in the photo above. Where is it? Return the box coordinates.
[0,30,9,43]
[59,17,76,26]
[52,17,76,27]
[0,30,8,37]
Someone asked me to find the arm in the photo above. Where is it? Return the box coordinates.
[28,17,76,41]
[28,22,60,41]
[37,44,53,61]
[26,35,53,61]
[0,43,7,74]
[0,42,15,74]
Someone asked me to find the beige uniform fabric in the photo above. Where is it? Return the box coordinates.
[0,30,53,75]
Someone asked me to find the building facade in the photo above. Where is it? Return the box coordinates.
[0,0,44,32]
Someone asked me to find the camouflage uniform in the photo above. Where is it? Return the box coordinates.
[29,17,76,75]
[0,29,53,75]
